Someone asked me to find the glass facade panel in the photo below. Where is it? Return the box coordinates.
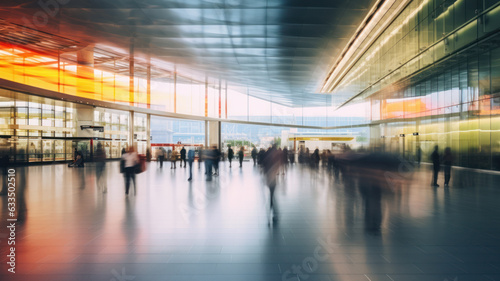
[248,95,271,123]
[368,37,500,170]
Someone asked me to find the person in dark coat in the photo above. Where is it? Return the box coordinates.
[187,149,195,181]
[258,148,265,165]
[212,146,221,176]
[251,146,258,166]
[289,149,295,164]
[305,148,310,166]
[282,147,288,175]
[262,144,281,222]
[443,147,452,187]
[95,142,107,193]
[238,146,245,168]
[180,146,187,168]
[312,148,320,169]
[227,145,234,168]
[431,145,440,187]
[205,147,214,181]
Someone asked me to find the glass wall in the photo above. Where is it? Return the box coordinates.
[369,38,500,170]
[333,0,500,104]
[0,41,352,128]
[151,116,205,145]
[0,88,134,163]
[150,116,205,160]
[0,89,77,163]
[93,108,130,158]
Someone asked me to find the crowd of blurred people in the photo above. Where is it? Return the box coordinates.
[65,142,459,199]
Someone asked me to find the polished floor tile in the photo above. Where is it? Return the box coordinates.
[1,161,500,281]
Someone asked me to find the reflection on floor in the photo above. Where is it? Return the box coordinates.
[1,161,500,281]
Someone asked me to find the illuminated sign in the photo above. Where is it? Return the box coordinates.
[289,137,355,141]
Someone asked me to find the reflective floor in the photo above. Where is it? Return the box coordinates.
[1,161,500,281]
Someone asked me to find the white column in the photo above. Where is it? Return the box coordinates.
[146,114,151,150]
[75,104,94,138]
[129,111,135,148]
[208,121,221,149]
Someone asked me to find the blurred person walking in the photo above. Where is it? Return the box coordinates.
[198,146,204,169]
[305,148,311,166]
[170,149,178,169]
[262,144,281,222]
[298,147,304,164]
[187,149,195,181]
[180,146,187,168]
[282,147,288,175]
[95,142,107,193]
[443,147,453,187]
[205,147,214,180]
[416,146,422,167]
[326,150,334,173]
[431,145,440,187]
[227,145,234,168]
[238,146,245,168]
[277,148,284,175]
[312,148,320,169]
[122,146,139,195]
[213,145,221,176]
[288,149,295,164]
[251,146,258,166]
[157,147,165,168]
[258,148,265,166]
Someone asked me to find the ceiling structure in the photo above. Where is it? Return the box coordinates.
[0,0,377,107]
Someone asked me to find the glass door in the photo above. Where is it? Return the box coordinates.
[15,138,28,163]
[54,140,65,161]
[74,140,91,161]
[66,140,73,160]
[28,139,41,162]
[42,139,54,161]
[111,141,119,158]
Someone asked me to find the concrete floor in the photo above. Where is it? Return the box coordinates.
[1,160,500,281]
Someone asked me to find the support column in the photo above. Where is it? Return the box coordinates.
[76,45,95,98]
[129,40,135,106]
[75,104,95,160]
[225,81,228,119]
[205,78,208,117]
[146,114,151,151]
[129,111,135,148]
[147,64,151,109]
[218,79,221,118]
[75,104,94,138]
[174,71,177,113]
[204,120,209,147]
[208,121,221,149]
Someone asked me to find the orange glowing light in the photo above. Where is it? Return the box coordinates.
[0,42,151,107]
